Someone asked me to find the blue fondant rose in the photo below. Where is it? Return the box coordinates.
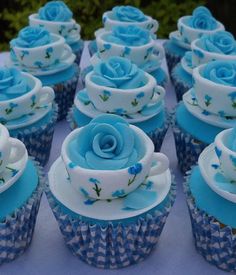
[38,1,72,22]
[68,114,142,170]
[112,6,146,22]
[91,57,146,89]
[14,26,50,48]
[201,31,236,55]
[203,60,236,87]
[105,25,150,46]
[189,6,217,30]
[0,68,28,101]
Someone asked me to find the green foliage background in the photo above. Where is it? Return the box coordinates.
[0,0,206,51]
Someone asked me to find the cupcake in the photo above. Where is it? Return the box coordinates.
[172,31,236,101]
[173,60,236,173]
[82,24,167,87]
[47,114,176,269]
[0,124,44,265]
[0,67,56,166]
[184,127,236,272]
[69,56,169,152]
[9,26,79,121]
[164,6,224,74]
[88,5,159,57]
[29,1,84,65]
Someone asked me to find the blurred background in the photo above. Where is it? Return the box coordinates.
[0,0,235,51]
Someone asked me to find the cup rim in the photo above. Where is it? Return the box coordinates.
[12,33,65,51]
[191,38,236,60]
[178,15,224,34]
[96,30,154,49]
[193,63,236,90]
[215,128,236,156]
[85,70,156,94]
[0,72,42,104]
[61,123,154,174]
[29,13,76,26]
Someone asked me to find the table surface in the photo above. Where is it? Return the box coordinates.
[0,42,227,275]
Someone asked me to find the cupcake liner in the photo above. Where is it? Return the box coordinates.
[46,177,176,269]
[67,107,170,152]
[0,158,45,265]
[171,63,192,102]
[53,64,79,121]
[9,104,58,167]
[171,111,208,174]
[184,169,236,272]
[73,40,84,66]
[88,40,97,57]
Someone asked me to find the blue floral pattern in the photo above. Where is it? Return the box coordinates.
[204,94,212,107]
[128,163,142,186]
[89,178,102,197]
[99,90,111,102]
[228,92,236,109]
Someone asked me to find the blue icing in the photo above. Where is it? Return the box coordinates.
[104,25,150,46]
[189,166,236,228]
[0,67,29,101]
[38,1,72,22]
[202,60,236,87]
[112,6,147,22]
[176,103,224,144]
[200,31,236,55]
[72,106,165,133]
[68,114,145,170]
[69,39,84,52]
[172,63,192,87]
[164,40,187,57]
[37,64,77,86]
[0,160,38,221]
[12,26,51,48]
[91,56,146,89]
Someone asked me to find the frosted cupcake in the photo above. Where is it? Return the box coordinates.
[82,24,167,87]
[69,56,169,152]
[185,127,236,272]
[172,31,236,101]
[0,67,56,166]
[9,26,78,121]
[47,114,176,269]
[0,124,45,265]
[29,1,84,65]
[88,5,158,56]
[164,6,224,74]
[173,60,236,173]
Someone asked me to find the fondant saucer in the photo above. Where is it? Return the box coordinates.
[199,144,236,203]
[183,89,235,129]
[0,150,28,193]
[74,89,164,123]
[169,30,191,50]
[6,51,76,76]
[0,103,52,130]
[49,157,172,220]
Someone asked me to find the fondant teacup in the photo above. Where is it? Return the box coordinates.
[0,124,27,174]
[177,16,224,45]
[11,34,71,68]
[214,129,236,181]
[96,31,164,66]
[85,71,163,114]
[193,62,236,117]
[61,116,169,200]
[0,73,55,120]
[102,11,159,33]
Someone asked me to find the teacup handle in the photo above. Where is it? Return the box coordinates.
[152,19,159,33]
[8,138,26,164]
[149,152,169,176]
[151,85,166,103]
[61,44,72,60]
[153,44,164,61]
[38,87,55,106]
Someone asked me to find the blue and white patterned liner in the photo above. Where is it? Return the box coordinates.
[9,104,58,167]
[67,107,170,152]
[184,169,236,272]
[46,178,176,269]
[171,110,208,174]
[53,64,79,121]
[0,158,44,265]
[73,40,84,66]
[171,63,192,102]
